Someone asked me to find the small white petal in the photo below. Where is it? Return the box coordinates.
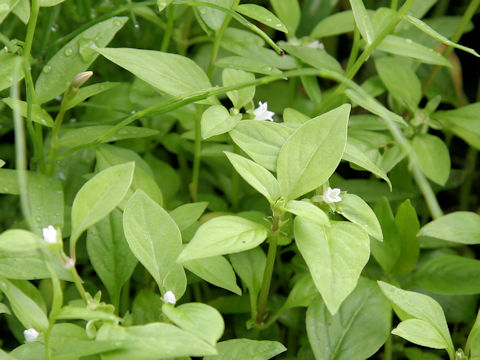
[306,40,324,50]
[163,291,176,305]
[24,328,39,343]
[42,225,57,244]
[323,187,342,203]
[253,101,275,122]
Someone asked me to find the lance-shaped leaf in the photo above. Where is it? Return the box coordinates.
[418,211,480,245]
[177,216,268,262]
[96,47,211,97]
[204,339,286,360]
[224,151,280,203]
[349,0,375,44]
[70,162,135,248]
[294,218,370,315]
[277,104,350,199]
[236,4,288,33]
[123,190,184,296]
[35,17,127,103]
[378,281,454,358]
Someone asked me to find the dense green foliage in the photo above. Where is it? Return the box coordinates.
[0,0,480,359]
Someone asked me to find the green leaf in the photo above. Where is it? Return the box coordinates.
[229,247,266,300]
[201,105,242,139]
[378,281,454,356]
[270,0,301,36]
[377,35,451,67]
[392,319,448,350]
[97,47,211,98]
[162,302,224,346]
[306,278,391,360]
[123,190,185,296]
[70,162,134,246]
[284,200,329,226]
[392,200,419,276]
[229,121,293,171]
[405,15,480,57]
[415,255,480,295]
[2,98,54,127]
[204,339,286,360]
[27,173,64,235]
[0,248,72,281]
[0,53,24,91]
[0,0,19,24]
[56,305,120,322]
[198,0,235,31]
[170,202,208,231]
[277,104,350,199]
[39,0,65,6]
[337,193,383,241]
[58,125,159,148]
[222,68,255,109]
[349,0,375,44]
[311,10,356,38]
[412,134,450,185]
[216,56,282,75]
[433,103,480,149]
[183,256,242,295]
[0,279,48,331]
[279,42,343,72]
[294,218,370,314]
[65,82,119,110]
[370,198,401,274]
[343,141,392,189]
[177,216,268,262]
[12,0,29,23]
[35,17,127,103]
[96,145,163,208]
[283,272,318,309]
[375,56,422,109]
[224,151,280,203]
[236,4,287,33]
[87,209,137,307]
[96,323,217,359]
[0,159,4,168]
[0,230,43,252]
[418,211,480,244]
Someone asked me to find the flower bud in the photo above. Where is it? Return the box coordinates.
[163,290,176,305]
[24,328,39,343]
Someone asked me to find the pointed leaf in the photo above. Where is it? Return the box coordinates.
[177,216,268,262]
[71,162,135,246]
[392,319,448,350]
[349,0,375,44]
[418,211,480,244]
[224,151,280,203]
[97,47,211,97]
[229,247,266,299]
[3,98,54,127]
[35,17,127,103]
[201,105,242,139]
[204,339,286,360]
[294,218,370,314]
[162,302,224,346]
[277,104,350,199]
[123,190,184,296]
[236,4,288,33]
[284,200,329,226]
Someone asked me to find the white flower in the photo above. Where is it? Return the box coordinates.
[323,187,342,203]
[253,101,274,122]
[306,40,324,50]
[24,328,39,343]
[163,291,176,305]
[42,225,57,244]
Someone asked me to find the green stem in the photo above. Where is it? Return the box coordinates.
[206,0,239,78]
[422,0,480,94]
[160,5,175,52]
[70,265,88,304]
[190,105,203,202]
[384,335,393,360]
[256,213,282,325]
[178,8,194,56]
[57,68,323,160]
[46,106,68,175]
[390,0,398,10]
[23,0,44,170]
[345,26,361,74]
[0,32,16,51]
[230,144,240,210]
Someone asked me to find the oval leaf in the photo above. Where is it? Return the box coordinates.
[177,216,268,262]
[70,162,135,246]
[123,190,184,296]
[418,211,480,244]
[412,134,450,186]
[277,104,350,199]
[294,218,370,315]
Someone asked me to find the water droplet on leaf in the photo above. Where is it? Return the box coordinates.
[64,48,73,57]
[43,65,52,73]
